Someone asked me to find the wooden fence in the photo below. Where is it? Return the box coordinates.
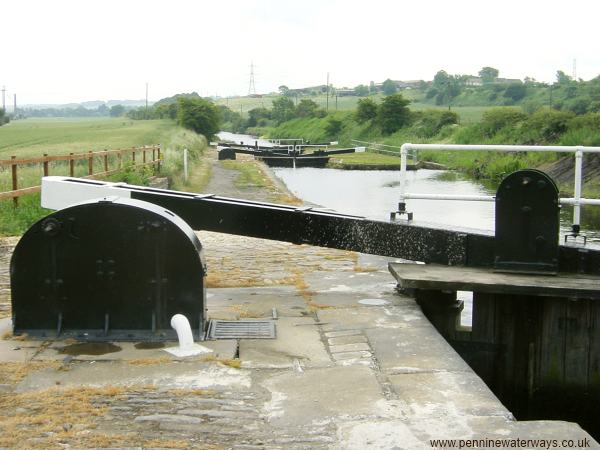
[0,145,161,205]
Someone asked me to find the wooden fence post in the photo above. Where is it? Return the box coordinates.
[88,151,93,176]
[143,148,146,164]
[43,154,49,177]
[132,147,136,164]
[104,151,108,173]
[157,145,161,172]
[11,156,18,207]
[118,151,122,169]
[70,153,75,177]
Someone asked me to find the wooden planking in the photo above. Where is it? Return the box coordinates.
[538,297,567,387]
[564,299,591,387]
[389,263,600,299]
[470,292,498,385]
[589,301,600,390]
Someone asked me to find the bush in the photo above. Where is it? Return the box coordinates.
[271,96,296,124]
[325,118,343,138]
[521,108,574,143]
[411,110,459,138]
[480,108,527,137]
[503,83,527,102]
[563,98,590,115]
[176,97,221,139]
[378,93,411,135]
[355,98,378,123]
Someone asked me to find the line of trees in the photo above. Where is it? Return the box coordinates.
[0,108,9,126]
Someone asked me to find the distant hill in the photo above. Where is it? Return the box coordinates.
[23,99,151,110]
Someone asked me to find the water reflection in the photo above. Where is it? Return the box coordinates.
[217,131,273,147]
[273,167,600,242]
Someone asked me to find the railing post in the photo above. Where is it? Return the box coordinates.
[573,148,584,235]
[132,147,136,164]
[104,151,108,173]
[143,148,147,164]
[399,143,408,208]
[88,151,93,176]
[69,153,75,177]
[11,156,18,207]
[43,153,49,177]
[118,151,122,169]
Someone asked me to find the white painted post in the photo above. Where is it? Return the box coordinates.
[573,148,583,234]
[183,148,189,182]
[399,143,409,210]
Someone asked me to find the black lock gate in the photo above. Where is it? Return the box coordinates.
[10,197,206,339]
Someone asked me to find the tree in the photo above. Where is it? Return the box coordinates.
[0,108,9,126]
[96,104,109,116]
[295,99,319,118]
[433,70,450,88]
[432,72,462,105]
[503,83,527,102]
[556,70,572,85]
[246,107,271,127]
[278,85,291,96]
[355,98,378,123]
[478,67,499,83]
[354,84,370,97]
[176,97,221,139]
[109,104,125,117]
[271,96,296,124]
[378,93,411,134]
[381,79,397,96]
[155,102,178,119]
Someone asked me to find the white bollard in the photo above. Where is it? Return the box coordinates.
[163,314,213,357]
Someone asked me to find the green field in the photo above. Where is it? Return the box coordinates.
[0,118,176,158]
[217,93,490,124]
[0,118,207,236]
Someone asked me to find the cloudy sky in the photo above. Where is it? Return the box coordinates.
[2,0,598,105]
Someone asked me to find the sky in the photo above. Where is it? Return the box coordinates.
[1,0,598,106]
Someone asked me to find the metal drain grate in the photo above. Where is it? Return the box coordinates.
[206,320,276,340]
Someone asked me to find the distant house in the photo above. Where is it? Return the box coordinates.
[465,76,483,86]
[393,80,422,89]
[496,78,522,84]
[336,89,356,97]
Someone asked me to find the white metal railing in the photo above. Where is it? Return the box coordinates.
[398,143,600,235]
[352,139,418,163]
[267,138,304,145]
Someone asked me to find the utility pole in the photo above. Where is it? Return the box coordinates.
[573,59,577,80]
[13,94,17,116]
[1,86,5,111]
[326,72,329,111]
[145,82,149,119]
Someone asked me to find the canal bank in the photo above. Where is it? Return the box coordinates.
[0,143,597,448]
